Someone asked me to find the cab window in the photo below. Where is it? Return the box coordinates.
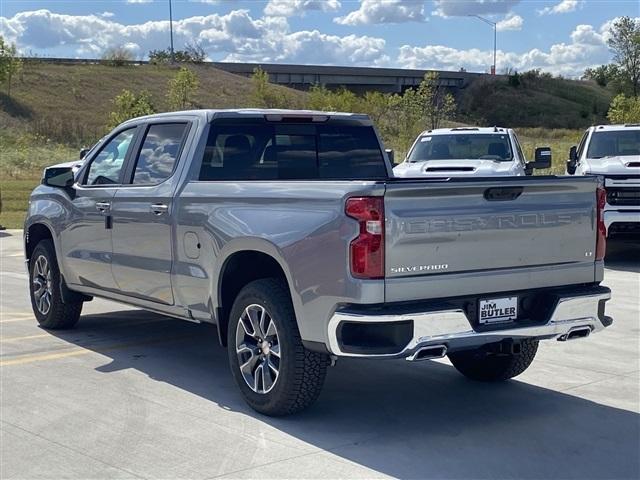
[576,131,589,160]
[131,123,188,184]
[84,129,135,185]
[512,134,526,165]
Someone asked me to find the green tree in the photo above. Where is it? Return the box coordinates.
[167,67,199,110]
[607,93,640,123]
[607,16,640,97]
[415,72,457,130]
[0,36,23,97]
[108,89,155,129]
[583,64,621,87]
[250,67,296,108]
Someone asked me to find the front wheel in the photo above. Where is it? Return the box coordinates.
[448,339,539,382]
[227,278,330,416]
[29,239,82,329]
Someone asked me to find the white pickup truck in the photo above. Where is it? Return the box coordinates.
[393,127,551,178]
[567,124,640,236]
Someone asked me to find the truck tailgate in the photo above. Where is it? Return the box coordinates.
[384,177,599,302]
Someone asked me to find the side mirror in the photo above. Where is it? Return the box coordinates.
[43,166,75,193]
[385,148,395,164]
[528,147,552,170]
[567,145,578,174]
[80,148,90,159]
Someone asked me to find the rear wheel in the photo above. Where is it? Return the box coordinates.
[448,339,539,382]
[227,278,330,416]
[29,240,82,329]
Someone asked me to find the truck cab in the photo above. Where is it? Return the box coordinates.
[567,124,640,236]
[393,127,551,178]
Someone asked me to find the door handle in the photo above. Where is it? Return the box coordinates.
[483,187,524,201]
[95,201,111,213]
[150,203,169,215]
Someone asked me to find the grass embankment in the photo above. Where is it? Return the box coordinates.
[459,73,613,129]
[0,62,306,146]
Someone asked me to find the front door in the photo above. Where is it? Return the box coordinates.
[60,127,137,291]
[110,122,190,304]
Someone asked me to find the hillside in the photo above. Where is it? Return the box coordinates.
[458,72,613,129]
[0,62,306,147]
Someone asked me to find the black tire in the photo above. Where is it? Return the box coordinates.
[227,278,330,416]
[29,239,82,329]
[448,339,539,382]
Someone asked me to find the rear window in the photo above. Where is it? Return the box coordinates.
[198,123,387,181]
[407,134,513,162]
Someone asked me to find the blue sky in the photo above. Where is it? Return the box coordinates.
[0,1,638,76]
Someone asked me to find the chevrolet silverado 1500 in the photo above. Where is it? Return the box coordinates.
[25,109,612,416]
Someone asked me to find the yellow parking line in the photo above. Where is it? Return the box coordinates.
[1,334,50,343]
[0,316,35,324]
[0,334,197,367]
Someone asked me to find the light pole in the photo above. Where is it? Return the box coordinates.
[469,15,496,75]
[169,0,175,63]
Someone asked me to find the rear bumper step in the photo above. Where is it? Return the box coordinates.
[327,287,611,359]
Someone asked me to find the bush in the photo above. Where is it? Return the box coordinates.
[167,67,199,110]
[149,43,207,65]
[250,67,297,108]
[101,46,135,67]
[107,89,155,129]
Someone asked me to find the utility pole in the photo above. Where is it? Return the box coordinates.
[469,15,497,75]
[169,0,175,64]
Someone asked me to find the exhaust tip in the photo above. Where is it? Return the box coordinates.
[407,345,447,362]
[558,326,592,342]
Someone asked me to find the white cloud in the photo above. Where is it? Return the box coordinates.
[334,0,425,26]
[397,19,629,77]
[126,0,153,4]
[264,0,341,17]
[100,12,115,18]
[496,13,522,31]
[433,0,520,17]
[538,0,582,16]
[0,8,388,67]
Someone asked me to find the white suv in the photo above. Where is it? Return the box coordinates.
[567,124,640,236]
[393,127,551,178]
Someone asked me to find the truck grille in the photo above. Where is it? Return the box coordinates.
[606,188,640,206]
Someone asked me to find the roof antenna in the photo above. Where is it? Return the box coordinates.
[493,125,498,132]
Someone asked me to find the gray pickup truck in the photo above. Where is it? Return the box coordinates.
[25,109,612,416]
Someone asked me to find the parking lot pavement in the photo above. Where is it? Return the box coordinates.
[1,230,638,480]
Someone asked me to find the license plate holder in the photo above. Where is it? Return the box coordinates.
[479,296,518,324]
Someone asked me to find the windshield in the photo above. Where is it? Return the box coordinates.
[587,130,640,158]
[407,133,513,162]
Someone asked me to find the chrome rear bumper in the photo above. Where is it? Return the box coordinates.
[327,290,611,359]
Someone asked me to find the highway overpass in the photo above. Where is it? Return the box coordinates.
[212,62,485,93]
[22,57,486,94]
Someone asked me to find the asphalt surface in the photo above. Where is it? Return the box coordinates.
[1,230,638,479]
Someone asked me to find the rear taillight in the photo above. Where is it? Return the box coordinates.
[596,186,606,261]
[345,197,384,279]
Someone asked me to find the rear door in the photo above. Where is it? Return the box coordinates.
[384,177,599,302]
[110,121,191,304]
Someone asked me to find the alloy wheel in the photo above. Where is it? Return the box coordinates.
[235,304,281,394]
[32,255,53,315]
